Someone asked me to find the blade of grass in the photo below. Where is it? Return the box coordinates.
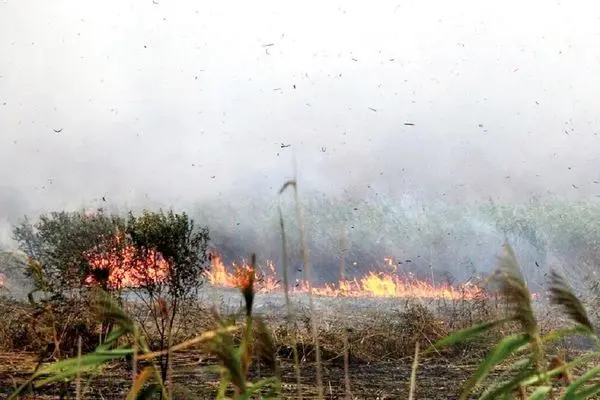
[424,317,513,355]
[137,326,238,361]
[560,363,600,398]
[478,361,535,400]
[571,383,600,399]
[520,351,600,388]
[460,333,530,400]
[527,386,552,400]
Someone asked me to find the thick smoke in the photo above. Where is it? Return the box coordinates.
[2,0,600,294]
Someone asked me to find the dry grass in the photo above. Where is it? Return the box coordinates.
[0,292,509,364]
[1,289,594,399]
[0,296,101,355]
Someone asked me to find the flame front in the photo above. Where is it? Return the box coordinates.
[82,238,484,299]
[84,235,169,290]
[205,254,485,300]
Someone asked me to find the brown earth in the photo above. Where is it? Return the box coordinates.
[0,351,478,399]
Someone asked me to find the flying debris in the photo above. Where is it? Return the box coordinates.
[102,197,106,202]
[368,107,377,112]
[52,128,63,133]
[320,146,327,152]
[263,43,274,55]
[404,122,415,126]
[280,143,291,148]
[211,176,216,179]
[572,184,579,189]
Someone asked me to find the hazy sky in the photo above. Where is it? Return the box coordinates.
[2,0,600,220]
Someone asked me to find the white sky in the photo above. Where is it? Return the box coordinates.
[1,0,600,218]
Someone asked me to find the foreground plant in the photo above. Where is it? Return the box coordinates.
[209,254,280,399]
[9,254,280,399]
[424,243,600,399]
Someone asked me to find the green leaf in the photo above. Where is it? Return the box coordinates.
[572,383,600,399]
[489,357,532,384]
[424,317,513,355]
[241,377,281,399]
[460,333,530,400]
[541,326,593,344]
[523,352,600,388]
[479,359,534,400]
[32,348,133,386]
[97,327,127,349]
[95,291,135,333]
[561,364,600,399]
[527,386,552,400]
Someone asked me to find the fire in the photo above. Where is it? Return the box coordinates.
[82,236,484,299]
[84,234,169,290]
[206,255,281,293]
[205,254,485,300]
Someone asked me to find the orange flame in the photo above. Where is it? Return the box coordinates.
[206,255,281,293]
[82,236,485,299]
[205,254,485,300]
[84,234,169,290]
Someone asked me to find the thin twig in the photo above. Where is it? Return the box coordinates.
[283,177,324,398]
[278,204,302,399]
[408,341,419,400]
[339,231,352,399]
[76,336,82,400]
[132,328,138,385]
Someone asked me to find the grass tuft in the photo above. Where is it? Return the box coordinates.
[549,269,595,334]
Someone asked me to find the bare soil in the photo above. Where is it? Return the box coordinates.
[0,351,478,399]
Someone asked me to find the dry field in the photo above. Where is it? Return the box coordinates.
[0,288,583,399]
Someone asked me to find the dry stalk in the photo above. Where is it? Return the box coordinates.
[339,231,352,399]
[76,336,82,400]
[278,204,302,399]
[408,341,420,400]
[290,179,324,398]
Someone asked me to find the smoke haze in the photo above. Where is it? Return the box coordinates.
[1,0,600,288]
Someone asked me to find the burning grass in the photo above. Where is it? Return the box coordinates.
[5,194,600,398]
[205,253,486,300]
[0,291,500,398]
